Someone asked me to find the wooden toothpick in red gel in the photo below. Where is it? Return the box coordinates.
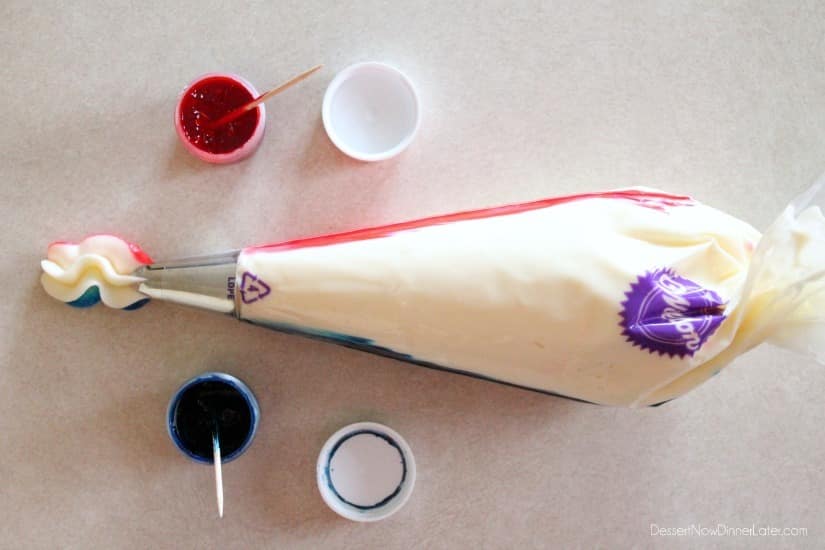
[209,64,323,129]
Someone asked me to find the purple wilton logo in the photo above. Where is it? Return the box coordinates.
[239,271,271,304]
[619,268,726,358]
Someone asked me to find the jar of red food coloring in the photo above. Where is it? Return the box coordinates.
[175,73,266,164]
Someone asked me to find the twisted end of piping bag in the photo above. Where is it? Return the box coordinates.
[638,174,825,406]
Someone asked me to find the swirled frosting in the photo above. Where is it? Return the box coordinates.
[41,235,153,309]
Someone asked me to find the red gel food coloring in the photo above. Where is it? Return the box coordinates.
[179,76,261,155]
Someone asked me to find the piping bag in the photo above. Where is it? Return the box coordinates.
[41,182,825,407]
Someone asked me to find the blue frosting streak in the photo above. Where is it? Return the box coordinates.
[67,286,100,308]
[65,285,149,310]
[123,298,150,311]
[243,318,597,404]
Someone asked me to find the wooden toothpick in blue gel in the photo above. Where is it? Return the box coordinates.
[213,425,223,518]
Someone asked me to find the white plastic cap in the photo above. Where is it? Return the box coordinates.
[322,62,421,162]
[317,422,416,522]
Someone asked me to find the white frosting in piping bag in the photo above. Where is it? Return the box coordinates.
[237,187,825,407]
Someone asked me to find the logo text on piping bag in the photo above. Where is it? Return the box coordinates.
[620,268,726,358]
[239,271,271,304]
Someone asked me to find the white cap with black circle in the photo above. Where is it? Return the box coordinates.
[317,422,416,521]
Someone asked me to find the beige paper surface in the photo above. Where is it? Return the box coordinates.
[1,1,824,547]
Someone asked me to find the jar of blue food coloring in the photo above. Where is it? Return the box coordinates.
[167,372,259,464]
